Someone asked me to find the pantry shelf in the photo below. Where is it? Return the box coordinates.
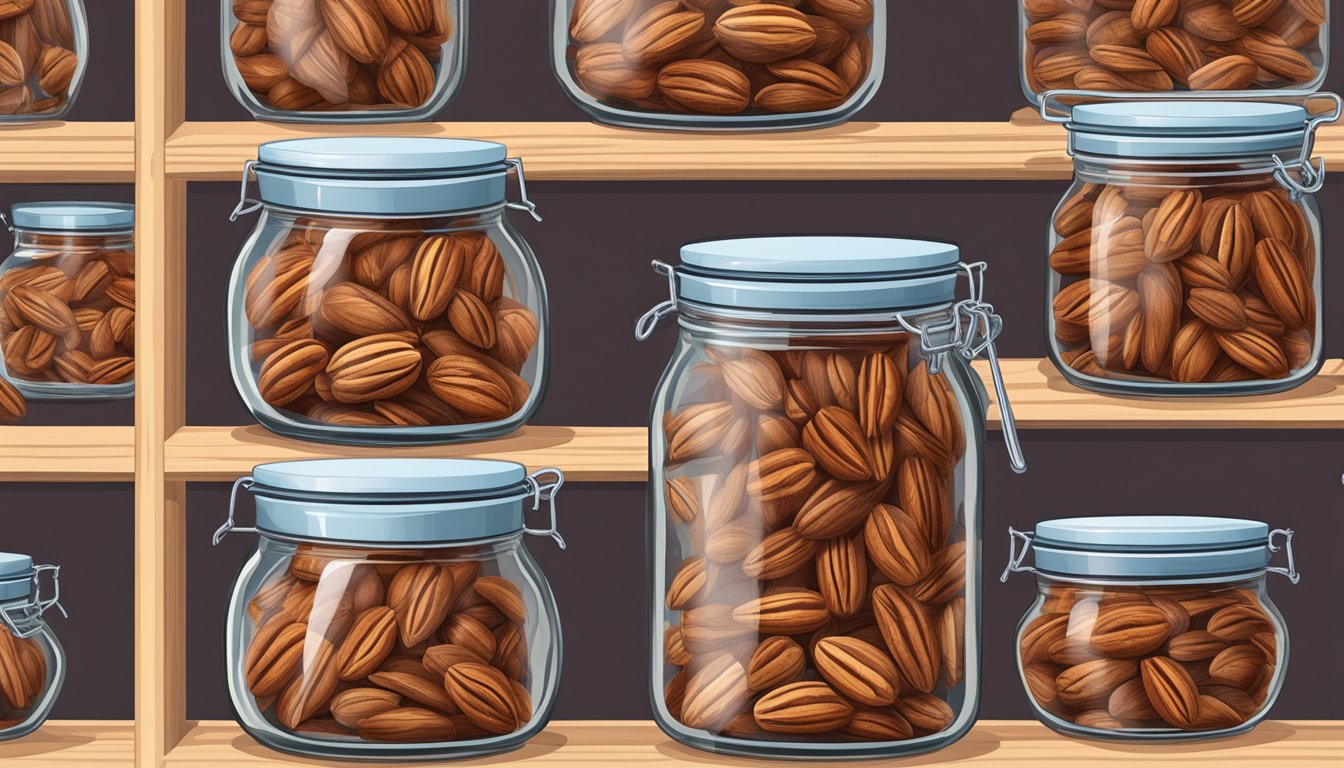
[0,123,135,182]
[0,721,134,766]
[0,426,135,480]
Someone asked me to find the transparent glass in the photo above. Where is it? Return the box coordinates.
[0,605,65,742]
[1019,0,1329,105]
[648,306,984,759]
[0,0,88,122]
[0,228,136,400]
[220,0,467,123]
[1046,158,1322,395]
[1015,575,1287,740]
[551,0,885,131]
[227,205,547,445]
[225,533,561,760]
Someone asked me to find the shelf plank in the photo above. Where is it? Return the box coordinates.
[0,721,134,766]
[0,426,134,480]
[166,720,1343,766]
[0,124,135,182]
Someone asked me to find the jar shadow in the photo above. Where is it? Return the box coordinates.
[652,730,1002,766]
[224,424,579,456]
[0,730,95,759]
[1035,359,1340,403]
[228,729,567,764]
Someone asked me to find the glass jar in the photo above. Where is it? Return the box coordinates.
[0,202,136,402]
[551,0,885,130]
[0,553,65,742]
[215,458,566,761]
[227,137,547,445]
[1043,98,1339,396]
[0,0,87,122]
[1002,516,1300,741]
[635,237,1027,759]
[1019,0,1328,105]
[221,0,465,123]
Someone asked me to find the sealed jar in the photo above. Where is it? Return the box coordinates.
[551,1,885,130]
[1020,0,1328,105]
[1002,516,1299,741]
[1043,98,1338,395]
[215,458,566,761]
[0,202,136,402]
[0,0,86,122]
[0,553,65,742]
[222,0,465,123]
[227,137,547,445]
[635,237,1027,759]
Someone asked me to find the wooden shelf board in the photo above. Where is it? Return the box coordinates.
[165,719,1342,766]
[0,721,133,766]
[0,426,135,480]
[0,123,135,182]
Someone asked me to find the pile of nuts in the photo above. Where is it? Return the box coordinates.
[0,0,80,117]
[1023,0,1325,95]
[1050,182,1315,384]
[229,0,455,113]
[244,545,533,742]
[245,223,537,429]
[0,624,47,730]
[1019,583,1278,732]
[659,340,968,741]
[566,0,874,116]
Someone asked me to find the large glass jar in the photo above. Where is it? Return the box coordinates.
[215,458,566,761]
[1019,0,1328,105]
[1002,516,1300,741]
[221,0,465,123]
[551,1,885,130]
[635,237,1027,759]
[227,137,547,445]
[0,0,86,122]
[0,202,136,403]
[1043,99,1338,396]
[0,553,65,742]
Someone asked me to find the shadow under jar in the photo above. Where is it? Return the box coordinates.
[0,553,65,742]
[227,137,547,445]
[552,0,885,130]
[0,0,86,122]
[222,0,465,123]
[1020,0,1328,105]
[1044,99,1337,395]
[636,236,1026,759]
[1002,516,1300,741]
[216,458,566,761]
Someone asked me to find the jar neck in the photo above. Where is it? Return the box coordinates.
[260,202,506,230]
[263,530,525,555]
[1034,571,1266,588]
[675,301,956,344]
[13,229,132,251]
[1074,154,1299,190]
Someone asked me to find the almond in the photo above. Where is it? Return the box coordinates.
[682,652,750,730]
[815,535,866,617]
[732,588,830,634]
[1187,288,1247,331]
[1216,327,1289,380]
[330,687,401,729]
[714,4,816,63]
[664,401,734,463]
[1189,55,1258,90]
[575,43,657,100]
[803,405,872,481]
[1089,603,1172,658]
[1207,603,1274,641]
[939,597,966,688]
[753,680,853,733]
[275,638,339,729]
[1141,656,1202,728]
[444,662,521,734]
[1182,2,1247,41]
[245,245,315,329]
[710,346,786,410]
[623,2,707,68]
[743,528,816,580]
[912,541,965,605]
[1171,319,1220,382]
[424,354,514,420]
[814,636,898,706]
[872,584,940,694]
[326,334,421,403]
[1145,190,1203,262]
[863,503,929,587]
[747,636,805,691]
[320,0,388,64]
[570,0,636,42]
[318,282,411,337]
[376,0,433,34]
[387,563,454,647]
[808,0,872,31]
[408,235,467,321]
[1057,658,1138,708]
[893,692,954,734]
[681,603,755,654]
[1145,27,1208,84]
[368,669,456,713]
[356,707,456,742]
[1131,0,1179,31]
[658,58,750,114]
[1252,238,1312,330]
[794,479,881,540]
[906,360,962,456]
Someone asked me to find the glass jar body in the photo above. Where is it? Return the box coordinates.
[227,206,547,444]
[1046,160,1322,395]
[225,533,561,760]
[0,229,136,399]
[0,615,64,741]
[220,0,466,123]
[0,0,87,122]
[1015,574,1287,740]
[648,309,983,759]
[551,0,884,131]
[1019,1,1328,105]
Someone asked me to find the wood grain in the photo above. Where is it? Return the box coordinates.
[0,124,134,182]
[0,722,133,766]
[0,427,133,480]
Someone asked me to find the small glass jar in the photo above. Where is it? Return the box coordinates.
[551,0,885,130]
[215,458,566,761]
[1002,516,1300,741]
[1043,98,1338,396]
[0,553,65,742]
[1019,0,1328,105]
[221,0,466,123]
[0,0,87,122]
[636,237,1027,759]
[227,137,547,445]
[0,202,136,401]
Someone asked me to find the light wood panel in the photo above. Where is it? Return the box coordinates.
[0,722,134,766]
[0,124,134,182]
[0,427,133,480]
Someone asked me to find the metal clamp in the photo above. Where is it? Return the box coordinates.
[213,476,258,545]
[0,564,66,639]
[999,528,1037,583]
[1267,528,1300,584]
[523,468,566,550]
[229,160,263,222]
[505,158,543,223]
[0,212,11,233]
[635,260,680,341]
[1273,92,1342,200]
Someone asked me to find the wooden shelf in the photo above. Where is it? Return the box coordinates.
[165,720,1342,766]
[0,721,133,766]
[0,123,134,182]
[0,426,134,481]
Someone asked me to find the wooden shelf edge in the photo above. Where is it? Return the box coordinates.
[0,426,135,481]
[0,123,135,182]
[0,721,134,766]
[165,719,1344,766]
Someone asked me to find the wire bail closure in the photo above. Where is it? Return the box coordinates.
[1272,93,1341,201]
[1267,528,1300,584]
[1000,528,1037,583]
[213,476,258,545]
[0,565,66,639]
[634,260,679,341]
[504,158,543,223]
[229,160,263,222]
[524,468,567,549]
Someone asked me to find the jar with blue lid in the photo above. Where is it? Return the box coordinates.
[0,202,135,403]
[0,553,66,741]
[635,236,1026,758]
[1002,515,1300,740]
[227,137,547,445]
[214,458,566,760]
[1041,96,1339,395]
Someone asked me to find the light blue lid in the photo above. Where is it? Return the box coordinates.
[1068,101,1308,159]
[0,553,33,602]
[1032,516,1272,579]
[10,202,135,232]
[257,137,508,172]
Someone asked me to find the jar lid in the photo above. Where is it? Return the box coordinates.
[1032,516,1272,579]
[10,202,135,232]
[257,137,508,173]
[1067,101,1309,159]
[0,553,33,602]
[252,458,527,497]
